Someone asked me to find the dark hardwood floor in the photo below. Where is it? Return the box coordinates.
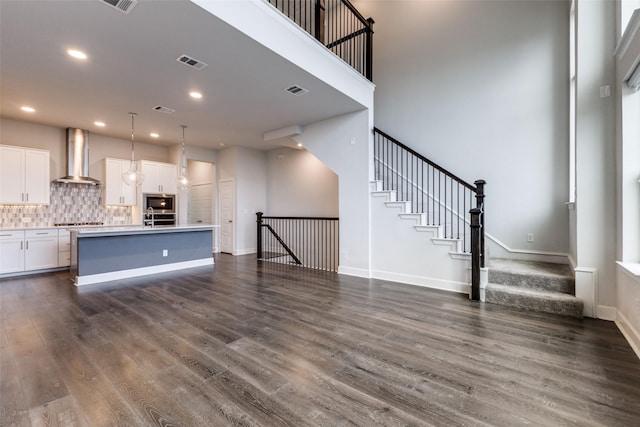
[1,254,640,426]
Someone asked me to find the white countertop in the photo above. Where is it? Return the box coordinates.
[72,224,218,238]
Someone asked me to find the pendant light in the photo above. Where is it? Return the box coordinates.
[122,112,144,186]
[176,124,190,189]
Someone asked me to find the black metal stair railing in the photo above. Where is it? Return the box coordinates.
[265,0,374,80]
[373,128,486,300]
[257,212,339,272]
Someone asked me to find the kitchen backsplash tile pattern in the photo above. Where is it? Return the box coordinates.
[0,183,132,228]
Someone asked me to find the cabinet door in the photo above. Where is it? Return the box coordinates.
[105,158,123,205]
[24,149,50,204]
[0,146,26,204]
[0,239,25,274]
[140,162,159,193]
[120,161,137,205]
[25,235,59,270]
[158,163,177,194]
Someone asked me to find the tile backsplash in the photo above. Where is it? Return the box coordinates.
[0,183,132,228]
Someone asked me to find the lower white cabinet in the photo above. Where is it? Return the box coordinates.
[0,228,66,275]
[0,231,25,274]
[58,229,71,267]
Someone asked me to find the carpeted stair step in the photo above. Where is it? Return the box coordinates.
[485,283,583,318]
[488,258,574,293]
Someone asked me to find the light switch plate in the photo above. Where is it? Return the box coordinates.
[21,217,31,223]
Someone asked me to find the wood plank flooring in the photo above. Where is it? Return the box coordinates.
[1,254,640,426]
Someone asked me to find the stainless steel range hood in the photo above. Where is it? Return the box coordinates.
[55,128,101,185]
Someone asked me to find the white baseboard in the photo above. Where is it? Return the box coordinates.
[597,305,617,321]
[371,270,469,294]
[486,234,571,265]
[338,265,371,278]
[616,310,640,360]
[234,248,256,256]
[74,258,214,286]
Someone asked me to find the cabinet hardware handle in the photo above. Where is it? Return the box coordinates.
[21,241,23,250]
[36,232,47,235]
[21,193,24,201]
[26,241,29,250]
[0,234,11,237]
[26,193,29,202]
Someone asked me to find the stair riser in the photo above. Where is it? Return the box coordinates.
[488,270,574,294]
[485,288,583,318]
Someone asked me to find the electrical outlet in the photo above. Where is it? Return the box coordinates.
[21,217,31,223]
[527,233,534,242]
[162,249,168,257]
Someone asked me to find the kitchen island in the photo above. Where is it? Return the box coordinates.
[70,225,214,286]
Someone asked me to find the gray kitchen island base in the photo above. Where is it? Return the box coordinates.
[70,226,214,286]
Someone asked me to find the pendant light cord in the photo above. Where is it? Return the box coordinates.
[129,112,137,163]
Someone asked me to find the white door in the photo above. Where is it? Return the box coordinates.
[220,180,234,254]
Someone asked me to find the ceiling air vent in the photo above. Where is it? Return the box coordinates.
[285,85,309,96]
[176,55,208,71]
[101,0,138,14]
[152,105,176,114]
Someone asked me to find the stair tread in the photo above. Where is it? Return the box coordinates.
[486,283,579,300]
[488,258,573,279]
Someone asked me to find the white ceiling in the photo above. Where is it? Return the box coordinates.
[0,0,365,150]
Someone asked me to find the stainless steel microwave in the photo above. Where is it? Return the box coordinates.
[143,193,175,213]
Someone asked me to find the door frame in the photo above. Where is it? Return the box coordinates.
[219,179,235,254]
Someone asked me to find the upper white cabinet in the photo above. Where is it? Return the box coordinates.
[104,158,137,206]
[140,160,177,194]
[0,145,50,205]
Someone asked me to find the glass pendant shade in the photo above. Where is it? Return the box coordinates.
[122,112,145,186]
[176,124,190,189]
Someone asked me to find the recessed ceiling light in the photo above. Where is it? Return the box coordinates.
[297,143,303,147]
[67,49,87,60]
[189,91,203,99]
[21,106,35,113]
[94,121,105,127]
[150,133,159,138]
[219,143,225,147]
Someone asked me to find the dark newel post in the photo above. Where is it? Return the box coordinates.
[474,179,486,269]
[470,208,481,301]
[256,212,263,259]
[315,0,326,44]
[365,18,375,81]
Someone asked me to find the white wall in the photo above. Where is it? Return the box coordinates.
[354,0,571,256]
[217,146,267,255]
[574,0,617,316]
[266,148,338,217]
[295,110,372,276]
[0,117,169,180]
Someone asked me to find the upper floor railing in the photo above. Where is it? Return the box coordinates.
[266,0,374,80]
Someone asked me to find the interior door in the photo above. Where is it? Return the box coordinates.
[220,180,234,254]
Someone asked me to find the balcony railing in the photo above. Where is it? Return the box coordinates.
[266,0,374,80]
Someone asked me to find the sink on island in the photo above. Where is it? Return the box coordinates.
[69,225,215,286]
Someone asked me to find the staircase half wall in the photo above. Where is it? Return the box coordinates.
[370,187,470,294]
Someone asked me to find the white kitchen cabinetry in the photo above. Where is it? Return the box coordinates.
[140,161,177,194]
[58,229,71,267]
[0,230,25,274]
[104,158,137,205]
[24,229,59,270]
[0,145,50,205]
[0,228,66,275]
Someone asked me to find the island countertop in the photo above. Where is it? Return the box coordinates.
[71,224,218,238]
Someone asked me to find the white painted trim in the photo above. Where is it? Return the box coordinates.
[597,305,617,321]
[74,258,214,286]
[234,248,256,256]
[617,261,640,277]
[575,267,597,318]
[371,270,469,294]
[616,310,640,360]
[338,265,371,278]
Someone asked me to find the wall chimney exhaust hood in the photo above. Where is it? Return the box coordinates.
[55,128,102,185]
